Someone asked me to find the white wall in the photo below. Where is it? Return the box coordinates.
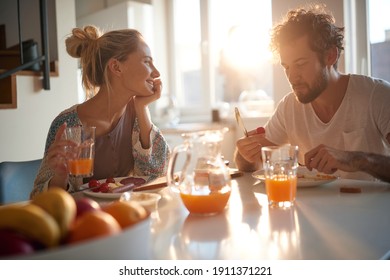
[0,0,79,162]
[76,1,154,45]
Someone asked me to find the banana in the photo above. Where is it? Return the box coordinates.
[0,204,60,247]
[31,187,76,240]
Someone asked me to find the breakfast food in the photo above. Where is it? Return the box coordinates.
[75,197,100,218]
[87,177,145,193]
[0,187,150,258]
[297,173,336,180]
[31,187,76,239]
[109,183,136,193]
[103,201,148,229]
[119,177,146,186]
[340,187,362,193]
[67,210,121,244]
[0,204,61,248]
[0,229,37,257]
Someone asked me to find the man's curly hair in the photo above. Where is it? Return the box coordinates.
[269,4,344,69]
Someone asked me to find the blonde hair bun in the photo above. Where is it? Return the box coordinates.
[65,25,102,58]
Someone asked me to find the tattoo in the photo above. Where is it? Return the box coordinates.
[359,153,390,183]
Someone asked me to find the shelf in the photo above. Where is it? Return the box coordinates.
[0,74,16,109]
[0,61,58,109]
[0,0,52,109]
[0,60,59,77]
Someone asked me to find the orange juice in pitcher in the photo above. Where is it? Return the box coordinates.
[167,128,232,215]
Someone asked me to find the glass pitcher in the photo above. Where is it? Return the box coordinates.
[167,128,231,215]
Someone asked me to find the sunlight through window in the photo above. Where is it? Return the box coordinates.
[170,0,273,117]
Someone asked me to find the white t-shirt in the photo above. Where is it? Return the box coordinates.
[265,74,390,180]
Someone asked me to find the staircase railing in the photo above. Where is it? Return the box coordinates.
[0,0,50,90]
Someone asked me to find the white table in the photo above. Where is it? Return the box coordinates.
[151,173,390,260]
[29,172,390,260]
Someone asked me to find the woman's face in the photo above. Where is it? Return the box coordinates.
[117,40,160,97]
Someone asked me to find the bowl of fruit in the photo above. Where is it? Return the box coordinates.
[0,188,152,259]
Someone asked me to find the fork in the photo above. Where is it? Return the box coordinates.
[234,107,248,137]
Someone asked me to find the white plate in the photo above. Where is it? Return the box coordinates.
[252,166,337,188]
[81,176,165,199]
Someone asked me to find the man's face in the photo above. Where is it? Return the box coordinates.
[279,36,328,104]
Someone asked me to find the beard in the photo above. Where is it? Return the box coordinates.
[292,68,328,104]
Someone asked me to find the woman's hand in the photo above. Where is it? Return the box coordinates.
[46,123,76,188]
[133,79,163,149]
[134,78,162,108]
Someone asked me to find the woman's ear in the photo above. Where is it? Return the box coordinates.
[107,58,122,76]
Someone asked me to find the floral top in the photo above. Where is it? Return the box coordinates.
[30,102,170,198]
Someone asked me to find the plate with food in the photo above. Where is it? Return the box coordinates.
[252,166,337,188]
[81,176,167,199]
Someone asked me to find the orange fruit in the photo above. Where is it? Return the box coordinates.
[102,201,148,229]
[67,210,121,244]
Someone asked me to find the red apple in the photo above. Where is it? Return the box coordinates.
[75,197,100,218]
[0,230,36,258]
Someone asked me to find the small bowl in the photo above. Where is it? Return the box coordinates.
[120,192,161,212]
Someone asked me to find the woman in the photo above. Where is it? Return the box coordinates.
[31,26,170,197]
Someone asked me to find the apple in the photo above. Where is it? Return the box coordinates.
[0,230,35,258]
[75,197,101,218]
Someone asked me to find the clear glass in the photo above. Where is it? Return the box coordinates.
[261,145,299,208]
[64,126,95,178]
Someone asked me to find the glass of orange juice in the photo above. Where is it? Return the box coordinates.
[261,145,299,208]
[64,126,96,178]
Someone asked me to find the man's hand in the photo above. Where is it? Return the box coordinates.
[234,127,274,171]
[304,144,359,174]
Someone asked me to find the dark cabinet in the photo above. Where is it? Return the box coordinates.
[0,0,58,109]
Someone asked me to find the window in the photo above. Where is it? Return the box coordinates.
[344,0,390,80]
[168,0,273,120]
[368,0,390,82]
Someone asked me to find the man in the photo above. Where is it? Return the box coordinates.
[304,146,390,183]
[234,5,390,181]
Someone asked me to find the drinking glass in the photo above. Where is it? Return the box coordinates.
[261,145,299,208]
[64,126,96,180]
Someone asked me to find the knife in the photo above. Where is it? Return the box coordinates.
[132,181,168,192]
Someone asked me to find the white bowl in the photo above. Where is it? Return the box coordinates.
[21,215,152,260]
[120,192,161,213]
